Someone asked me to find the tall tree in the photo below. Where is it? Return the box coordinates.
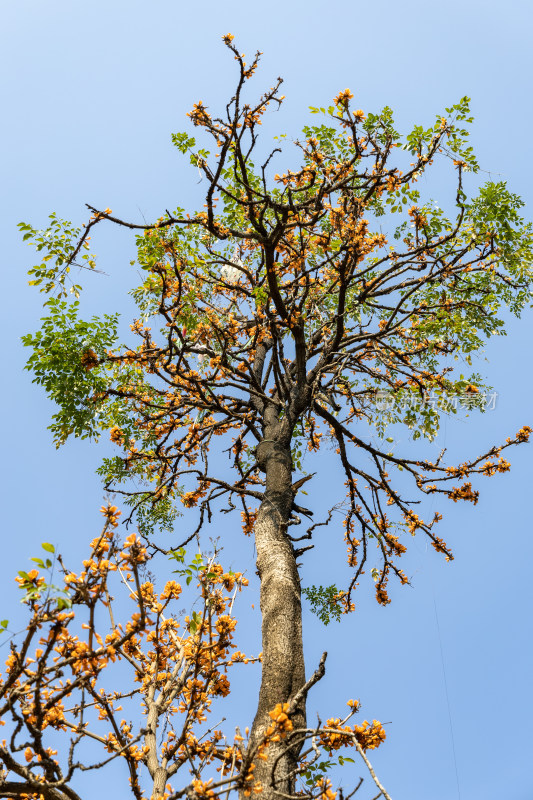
[17,34,533,798]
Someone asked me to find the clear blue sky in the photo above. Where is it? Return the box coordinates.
[2,2,532,798]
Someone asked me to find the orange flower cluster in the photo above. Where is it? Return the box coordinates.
[80,348,98,370]
[160,580,182,600]
[100,503,121,527]
[191,778,215,798]
[109,425,124,444]
[333,88,354,108]
[15,569,45,591]
[408,205,428,228]
[375,585,391,606]
[448,482,479,505]
[266,701,293,739]
[241,509,257,536]
[319,716,386,753]
[181,481,210,508]
[383,532,407,557]
[515,425,532,442]
[187,102,212,128]
[353,719,387,750]
[481,458,511,476]
[316,777,337,800]
[431,536,454,559]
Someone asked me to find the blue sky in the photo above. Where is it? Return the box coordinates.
[2,1,533,798]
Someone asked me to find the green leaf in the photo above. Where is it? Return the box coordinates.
[42,542,55,553]
[302,584,342,625]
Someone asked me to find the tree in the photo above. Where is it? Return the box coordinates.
[0,508,387,800]
[8,33,533,799]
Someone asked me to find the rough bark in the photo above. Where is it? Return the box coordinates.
[247,425,306,799]
[150,767,168,800]
[145,694,169,800]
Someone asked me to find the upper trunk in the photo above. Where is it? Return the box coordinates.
[247,430,306,799]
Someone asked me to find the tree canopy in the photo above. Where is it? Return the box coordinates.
[4,34,532,800]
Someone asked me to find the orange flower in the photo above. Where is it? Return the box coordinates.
[516,425,532,442]
[333,88,354,108]
[160,580,182,600]
[100,504,121,527]
[354,719,386,750]
[80,348,98,370]
[448,482,479,505]
[109,426,124,445]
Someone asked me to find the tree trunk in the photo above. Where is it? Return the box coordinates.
[150,767,168,800]
[247,432,306,799]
